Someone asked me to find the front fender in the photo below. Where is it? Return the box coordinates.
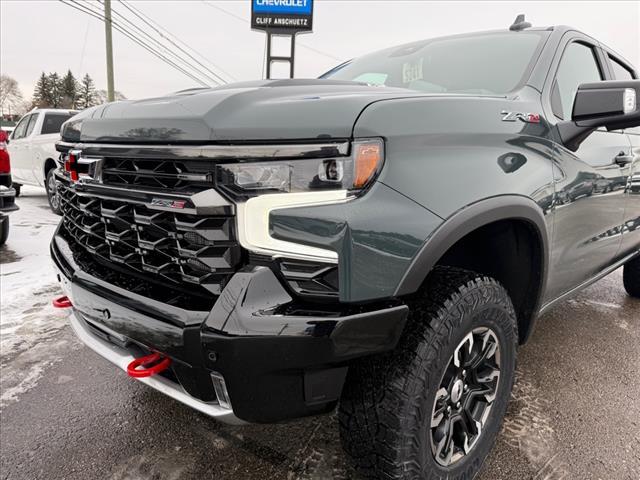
[353,93,556,219]
[394,195,550,298]
[269,182,443,302]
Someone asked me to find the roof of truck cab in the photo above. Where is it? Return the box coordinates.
[27,108,79,115]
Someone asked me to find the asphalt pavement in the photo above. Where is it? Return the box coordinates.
[1,188,639,480]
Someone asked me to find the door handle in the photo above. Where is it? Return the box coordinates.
[615,152,633,166]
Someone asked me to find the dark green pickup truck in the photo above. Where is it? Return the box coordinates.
[51,17,639,480]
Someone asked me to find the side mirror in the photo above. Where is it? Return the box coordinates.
[557,80,640,151]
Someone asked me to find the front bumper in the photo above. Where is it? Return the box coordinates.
[0,185,18,214]
[52,231,408,423]
[69,312,243,424]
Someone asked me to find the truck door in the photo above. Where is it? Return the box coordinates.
[8,113,36,184]
[20,112,41,185]
[604,52,640,258]
[621,130,640,256]
[542,35,628,302]
[31,112,72,185]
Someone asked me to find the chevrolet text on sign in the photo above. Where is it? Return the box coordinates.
[251,0,313,32]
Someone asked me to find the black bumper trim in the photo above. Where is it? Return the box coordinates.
[0,186,18,213]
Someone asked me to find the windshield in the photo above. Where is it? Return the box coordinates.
[322,32,547,95]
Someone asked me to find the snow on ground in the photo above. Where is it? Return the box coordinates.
[0,186,76,407]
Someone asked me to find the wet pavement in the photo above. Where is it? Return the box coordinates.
[1,188,639,480]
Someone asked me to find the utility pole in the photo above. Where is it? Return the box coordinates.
[104,0,115,102]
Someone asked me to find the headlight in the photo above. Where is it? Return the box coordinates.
[216,138,384,199]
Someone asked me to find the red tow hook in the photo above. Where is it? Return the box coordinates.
[127,353,171,378]
[52,295,72,308]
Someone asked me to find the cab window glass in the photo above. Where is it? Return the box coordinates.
[553,42,603,120]
[609,56,635,80]
[11,114,31,140]
[42,113,73,135]
[25,113,39,136]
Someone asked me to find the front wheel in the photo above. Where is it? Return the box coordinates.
[623,255,640,298]
[45,168,62,215]
[0,216,9,246]
[339,267,518,480]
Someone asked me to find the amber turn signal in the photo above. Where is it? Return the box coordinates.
[354,140,384,188]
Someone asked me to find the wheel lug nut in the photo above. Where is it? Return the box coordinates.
[462,370,467,376]
[456,402,461,409]
[447,406,452,413]
[463,384,468,392]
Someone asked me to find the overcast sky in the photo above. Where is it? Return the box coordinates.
[1,0,639,101]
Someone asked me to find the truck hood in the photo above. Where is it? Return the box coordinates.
[63,80,419,143]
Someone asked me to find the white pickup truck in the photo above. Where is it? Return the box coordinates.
[9,108,78,213]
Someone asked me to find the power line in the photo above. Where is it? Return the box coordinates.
[63,0,209,87]
[97,3,222,86]
[60,0,211,87]
[76,18,91,76]
[91,0,222,86]
[118,0,234,84]
[201,0,343,62]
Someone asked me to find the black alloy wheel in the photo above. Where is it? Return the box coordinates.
[430,327,501,466]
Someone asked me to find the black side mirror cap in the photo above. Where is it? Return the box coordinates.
[557,80,640,151]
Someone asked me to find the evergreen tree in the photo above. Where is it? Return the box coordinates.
[61,69,78,109]
[77,74,96,109]
[32,72,50,108]
[47,72,62,108]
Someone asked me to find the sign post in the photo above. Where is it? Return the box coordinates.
[251,0,314,79]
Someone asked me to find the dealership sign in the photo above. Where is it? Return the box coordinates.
[251,0,314,32]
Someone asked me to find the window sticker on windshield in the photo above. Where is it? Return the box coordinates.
[402,58,423,84]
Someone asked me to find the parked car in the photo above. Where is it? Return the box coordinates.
[1,125,15,136]
[50,17,639,480]
[0,129,19,246]
[8,108,78,213]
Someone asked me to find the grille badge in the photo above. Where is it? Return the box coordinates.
[151,198,187,209]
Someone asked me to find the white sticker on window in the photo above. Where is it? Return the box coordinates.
[402,58,424,84]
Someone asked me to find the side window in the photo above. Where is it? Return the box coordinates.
[11,114,31,140]
[42,113,72,135]
[609,56,635,80]
[552,42,603,120]
[25,113,39,137]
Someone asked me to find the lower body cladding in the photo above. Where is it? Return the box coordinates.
[51,234,408,424]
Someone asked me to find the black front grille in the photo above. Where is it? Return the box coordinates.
[58,181,242,300]
[101,157,215,193]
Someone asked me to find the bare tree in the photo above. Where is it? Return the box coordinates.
[0,75,24,118]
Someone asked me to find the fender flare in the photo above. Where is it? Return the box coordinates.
[43,157,57,181]
[394,195,550,314]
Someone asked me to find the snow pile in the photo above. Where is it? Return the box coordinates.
[0,188,72,407]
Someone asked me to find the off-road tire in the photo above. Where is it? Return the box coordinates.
[0,216,9,246]
[623,255,640,298]
[45,168,62,215]
[339,266,518,480]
